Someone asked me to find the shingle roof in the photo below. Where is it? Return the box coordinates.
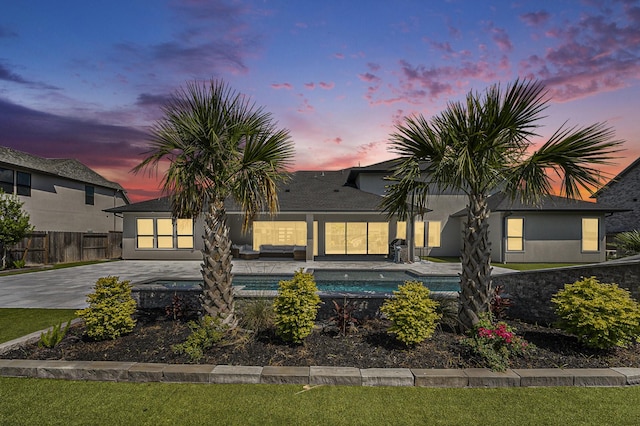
[451,192,628,217]
[106,170,390,214]
[0,145,125,191]
[591,156,640,198]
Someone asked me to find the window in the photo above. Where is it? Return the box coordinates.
[506,218,524,251]
[427,221,441,247]
[0,168,13,194]
[582,218,599,252]
[156,219,174,248]
[85,185,95,205]
[325,222,389,255]
[136,218,194,249]
[136,219,155,248]
[252,221,318,255]
[176,219,194,249]
[16,172,31,196]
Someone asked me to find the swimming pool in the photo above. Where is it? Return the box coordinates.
[145,269,460,294]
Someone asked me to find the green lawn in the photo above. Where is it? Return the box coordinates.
[424,257,582,271]
[2,309,640,424]
[0,309,77,343]
[1,378,639,425]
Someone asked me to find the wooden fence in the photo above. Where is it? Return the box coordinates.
[7,231,122,265]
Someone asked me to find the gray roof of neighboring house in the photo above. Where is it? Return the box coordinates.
[106,170,392,214]
[591,156,640,198]
[451,192,628,217]
[0,145,126,192]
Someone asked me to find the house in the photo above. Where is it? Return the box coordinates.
[593,157,640,235]
[108,159,622,263]
[0,146,129,233]
[452,192,623,263]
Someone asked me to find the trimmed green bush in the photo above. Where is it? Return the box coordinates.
[380,280,441,345]
[273,269,321,343]
[172,315,226,363]
[552,276,640,349]
[76,276,137,341]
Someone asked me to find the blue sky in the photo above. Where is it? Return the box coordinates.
[1,0,639,201]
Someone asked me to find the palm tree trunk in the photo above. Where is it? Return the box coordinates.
[458,193,492,331]
[200,201,236,326]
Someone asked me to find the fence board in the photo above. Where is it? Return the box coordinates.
[7,231,122,265]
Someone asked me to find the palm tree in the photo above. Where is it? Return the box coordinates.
[133,80,294,325]
[383,79,622,331]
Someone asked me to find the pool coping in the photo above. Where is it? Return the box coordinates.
[2,324,639,388]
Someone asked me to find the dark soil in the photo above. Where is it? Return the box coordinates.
[4,314,640,370]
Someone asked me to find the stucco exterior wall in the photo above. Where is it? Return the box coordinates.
[18,172,126,233]
[596,162,640,233]
[121,212,204,260]
[501,212,606,263]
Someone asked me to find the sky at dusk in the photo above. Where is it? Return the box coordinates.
[1,0,639,202]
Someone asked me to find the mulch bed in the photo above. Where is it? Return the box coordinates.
[3,314,640,370]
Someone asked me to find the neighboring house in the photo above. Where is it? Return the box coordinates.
[593,157,640,235]
[108,159,622,263]
[0,146,129,233]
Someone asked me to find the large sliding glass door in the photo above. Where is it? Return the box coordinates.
[325,222,389,255]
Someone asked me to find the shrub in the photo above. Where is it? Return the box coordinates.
[551,276,640,349]
[328,298,359,335]
[76,276,137,341]
[273,269,321,343]
[462,314,530,371]
[614,230,640,256]
[39,319,73,348]
[172,315,226,363]
[380,280,441,346]
[490,285,512,320]
[239,298,275,334]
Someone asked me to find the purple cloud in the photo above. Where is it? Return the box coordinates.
[520,11,551,27]
[318,82,335,90]
[0,62,59,90]
[520,5,640,101]
[271,83,293,90]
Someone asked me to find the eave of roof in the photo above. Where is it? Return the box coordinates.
[451,192,628,217]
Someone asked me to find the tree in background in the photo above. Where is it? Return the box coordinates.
[383,79,623,331]
[0,191,33,269]
[134,80,294,325]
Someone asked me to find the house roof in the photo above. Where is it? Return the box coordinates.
[0,145,126,192]
[591,156,640,198]
[451,192,628,217]
[106,170,394,214]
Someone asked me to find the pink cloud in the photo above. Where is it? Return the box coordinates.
[367,62,381,71]
[304,82,315,90]
[318,81,335,90]
[271,82,293,90]
[519,5,640,102]
[334,53,345,59]
[358,73,380,83]
[520,11,551,27]
[296,94,314,113]
[325,137,342,145]
[487,24,513,53]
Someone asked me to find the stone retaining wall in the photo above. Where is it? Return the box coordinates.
[493,258,640,325]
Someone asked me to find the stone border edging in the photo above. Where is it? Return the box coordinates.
[2,324,639,388]
[1,359,639,387]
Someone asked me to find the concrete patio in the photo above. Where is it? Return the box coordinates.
[0,258,515,309]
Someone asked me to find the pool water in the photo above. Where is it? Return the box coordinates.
[148,269,460,294]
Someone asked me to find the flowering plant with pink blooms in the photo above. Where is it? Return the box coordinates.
[462,315,531,371]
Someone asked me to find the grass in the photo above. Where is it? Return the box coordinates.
[424,256,582,271]
[0,309,77,343]
[1,378,639,425]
